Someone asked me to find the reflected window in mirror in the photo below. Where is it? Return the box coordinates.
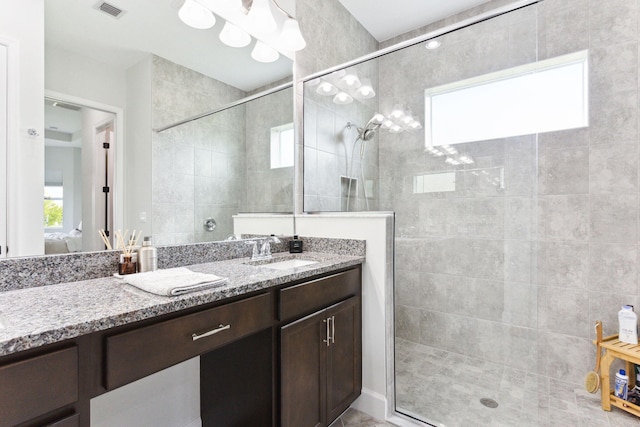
[270,123,294,169]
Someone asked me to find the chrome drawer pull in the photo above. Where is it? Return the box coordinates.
[192,323,231,341]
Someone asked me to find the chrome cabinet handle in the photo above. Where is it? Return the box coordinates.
[192,323,231,341]
[323,318,330,347]
[330,315,335,344]
[322,316,336,346]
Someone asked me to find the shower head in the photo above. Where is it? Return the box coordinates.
[356,113,384,141]
[358,127,377,141]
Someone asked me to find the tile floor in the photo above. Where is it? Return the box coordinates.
[332,408,397,427]
[394,338,640,427]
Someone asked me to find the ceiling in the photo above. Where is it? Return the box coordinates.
[44,0,293,92]
[45,0,493,93]
[338,0,492,42]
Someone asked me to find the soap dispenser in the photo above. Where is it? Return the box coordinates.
[137,236,157,272]
[289,235,303,253]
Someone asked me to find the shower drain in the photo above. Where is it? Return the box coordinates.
[480,398,499,408]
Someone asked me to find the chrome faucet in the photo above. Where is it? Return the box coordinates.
[247,235,281,261]
[259,235,281,259]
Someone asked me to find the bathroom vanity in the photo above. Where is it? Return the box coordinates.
[0,246,364,427]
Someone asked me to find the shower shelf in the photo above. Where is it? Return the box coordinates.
[596,333,640,417]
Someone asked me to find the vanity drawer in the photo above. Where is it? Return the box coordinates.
[0,346,78,427]
[279,268,361,322]
[105,292,274,389]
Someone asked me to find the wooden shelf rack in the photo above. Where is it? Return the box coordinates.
[597,334,640,416]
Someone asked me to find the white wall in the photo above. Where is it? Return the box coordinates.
[235,213,394,421]
[45,45,126,110]
[1,0,45,256]
[124,56,153,238]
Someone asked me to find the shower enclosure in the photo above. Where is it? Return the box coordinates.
[304,1,640,425]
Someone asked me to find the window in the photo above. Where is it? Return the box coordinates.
[44,185,63,228]
[270,123,294,169]
[425,50,589,147]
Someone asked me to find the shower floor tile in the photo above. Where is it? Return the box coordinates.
[395,339,640,427]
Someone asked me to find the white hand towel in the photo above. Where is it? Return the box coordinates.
[118,267,228,296]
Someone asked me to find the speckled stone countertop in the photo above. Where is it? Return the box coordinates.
[0,251,364,357]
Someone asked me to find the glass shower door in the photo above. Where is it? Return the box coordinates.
[387,5,543,426]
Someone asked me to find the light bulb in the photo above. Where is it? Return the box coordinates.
[341,68,361,88]
[179,0,216,29]
[280,18,306,51]
[402,108,414,124]
[372,113,385,124]
[409,120,423,130]
[246,0,277,35]
[333,92,353,105]
[390,103,404,119]
[381,120,393,129]
[389,124,404,133]
[355,78,375,99]
[251,40,279,63]
[219,21,251,48]
[316,81,338,95]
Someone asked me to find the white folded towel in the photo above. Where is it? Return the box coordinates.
[118,267,228,296]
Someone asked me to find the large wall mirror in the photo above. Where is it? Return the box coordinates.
[6,0,295,257]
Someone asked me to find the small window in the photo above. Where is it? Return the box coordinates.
[425,50,589,147]
[44,185,64,228]
[270,123,294,169]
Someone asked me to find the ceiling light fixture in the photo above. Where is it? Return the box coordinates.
[355,78,375,99]
[280,17,306,51]
[333,91,353,105]
[179,0,216,29]
[177,0,307,64]
[251,40,280,62]
[341,68,362,89]
[316,81,338,96]
[219,21,251,47]
[246,0,277,35]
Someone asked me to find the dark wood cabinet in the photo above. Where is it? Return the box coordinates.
[326,297,362,422]
[281,310,326,427]
[280,289,361,427]
[0,346,78,427]
[105,292,274,390]
[0,265,362,427]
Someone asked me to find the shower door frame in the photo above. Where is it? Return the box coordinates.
[298,1,541,425]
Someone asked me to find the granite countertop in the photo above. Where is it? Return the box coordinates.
[0,251,364,356]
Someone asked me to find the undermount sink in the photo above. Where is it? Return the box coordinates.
[259,259,318,270]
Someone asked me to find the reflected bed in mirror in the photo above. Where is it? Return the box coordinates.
[5,0,295,257]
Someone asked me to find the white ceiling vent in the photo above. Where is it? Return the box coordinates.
[94,1,126,19]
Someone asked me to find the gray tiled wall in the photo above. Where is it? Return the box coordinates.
[389,0,640,392]
[151,56,246,245]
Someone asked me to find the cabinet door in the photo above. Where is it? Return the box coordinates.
[326,296,362,423]
[280,310,327,427]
